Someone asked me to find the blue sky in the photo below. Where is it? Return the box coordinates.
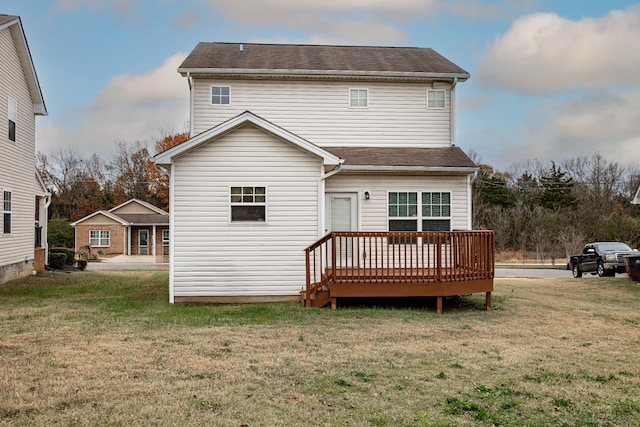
[3,0,640,171]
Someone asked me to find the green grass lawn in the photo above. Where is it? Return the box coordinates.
[1,270,639,426]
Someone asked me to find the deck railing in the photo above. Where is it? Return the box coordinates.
[304,231,495,307]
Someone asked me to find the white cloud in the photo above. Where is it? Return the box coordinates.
[477,6,640,93]
[204,0,534,44]
[500,89,640,166]
[37,53,189,160]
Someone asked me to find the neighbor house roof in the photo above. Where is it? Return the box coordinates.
[71,199,168,227]
[0,14,47,115]
[326,146,477,174]
[178,42,469,81]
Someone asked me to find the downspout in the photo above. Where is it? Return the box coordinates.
[187,72,195,135]
[153,160,174,302]
[317,163,343,237]
[450,76,458,146]
[43,194,51,265]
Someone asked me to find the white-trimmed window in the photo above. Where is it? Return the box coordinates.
[230,186,266,222]
[349,88,368,108]
[427,90,446,109]
[3,190,11,234]
[211,86,231,105]
[388,191,451,238]
[89,230,110,247]
[8,97,17,142]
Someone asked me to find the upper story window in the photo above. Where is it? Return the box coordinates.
[427,90,446,109]
[230,186,266,222]
[3,190,12,234]
[211,86,231,105]
[8,97,17,142]
[349,88,368,108]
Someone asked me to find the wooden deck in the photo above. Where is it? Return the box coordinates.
[303,231,495,313]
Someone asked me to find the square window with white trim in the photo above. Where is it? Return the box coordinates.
[230,186,266,222]
[89,230,110,246]
[349,88,368,108]
[427,90,446,109]
[211,86,231,105]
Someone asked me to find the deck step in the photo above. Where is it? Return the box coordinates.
[300,289,331,308]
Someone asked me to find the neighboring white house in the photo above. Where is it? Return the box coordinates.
[0,14,49,284]
[154,42,477,303]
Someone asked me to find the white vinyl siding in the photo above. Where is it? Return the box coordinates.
[192,79,451,148]
[171,125,322,297]
[325,174,469,232]
[0,26,38,269]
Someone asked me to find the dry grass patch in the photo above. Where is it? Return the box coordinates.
[1,270,639,426]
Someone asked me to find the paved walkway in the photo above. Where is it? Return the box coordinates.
[85,254,168,270]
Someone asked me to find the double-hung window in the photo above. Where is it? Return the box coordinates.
[89,230,110,246]
[349,88,368,108]
[388,191,451,241]
[427,90,446,109]
[2,191,11,234]
[8,97,17,142]
[230,186,266,222]
[211,86,230,105]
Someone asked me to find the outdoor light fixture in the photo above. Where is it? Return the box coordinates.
[364,191,370,200]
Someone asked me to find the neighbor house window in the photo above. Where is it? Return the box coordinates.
[388,191,451,241]
[427,90,446,109]
[211,86,230,105]
[2,191,11,234]
[230,186,266,222]
[8,97,16,141]
[89,230,110,246]
[349,88,368,108]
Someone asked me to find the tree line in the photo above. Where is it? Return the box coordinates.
[38,135,640,258]
[472,153,640,263]
[37,132,188,247]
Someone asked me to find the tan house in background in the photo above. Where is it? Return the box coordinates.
[71,199,169,263]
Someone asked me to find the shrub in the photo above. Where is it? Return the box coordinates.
[47,218,74,248]
[48,253,66,269]
[49,247,76,266]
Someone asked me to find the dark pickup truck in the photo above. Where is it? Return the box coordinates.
[569,242,637,278]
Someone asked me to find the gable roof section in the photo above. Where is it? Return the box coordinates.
[154,111,342,167]
[0,14,47,116]
[70,210,128,227]
[178,42,469,82]
[326,146,477,174]
[109,198,169,216]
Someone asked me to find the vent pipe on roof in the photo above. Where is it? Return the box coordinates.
[239,43,244,53]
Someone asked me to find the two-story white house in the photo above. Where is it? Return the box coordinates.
[155,43,492,309]
[0,14,49,284]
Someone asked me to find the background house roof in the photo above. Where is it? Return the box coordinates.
[115,214,170,225]
[326,146,477,171]
[179,42,469,80]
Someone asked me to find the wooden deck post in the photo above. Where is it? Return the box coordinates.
[486,292,492,311]
[436,296,443,314]
[331,297,337,311]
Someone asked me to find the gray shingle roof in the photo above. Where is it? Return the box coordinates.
[326,146,476,169]
[179,42,469,80]
[116,213,169,225]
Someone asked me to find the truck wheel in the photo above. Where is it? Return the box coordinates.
[572,263,582,278]
[597,261,606,277]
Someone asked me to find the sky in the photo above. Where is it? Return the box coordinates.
[2,0,640,172]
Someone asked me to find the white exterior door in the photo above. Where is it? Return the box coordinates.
[326,193,358,265]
